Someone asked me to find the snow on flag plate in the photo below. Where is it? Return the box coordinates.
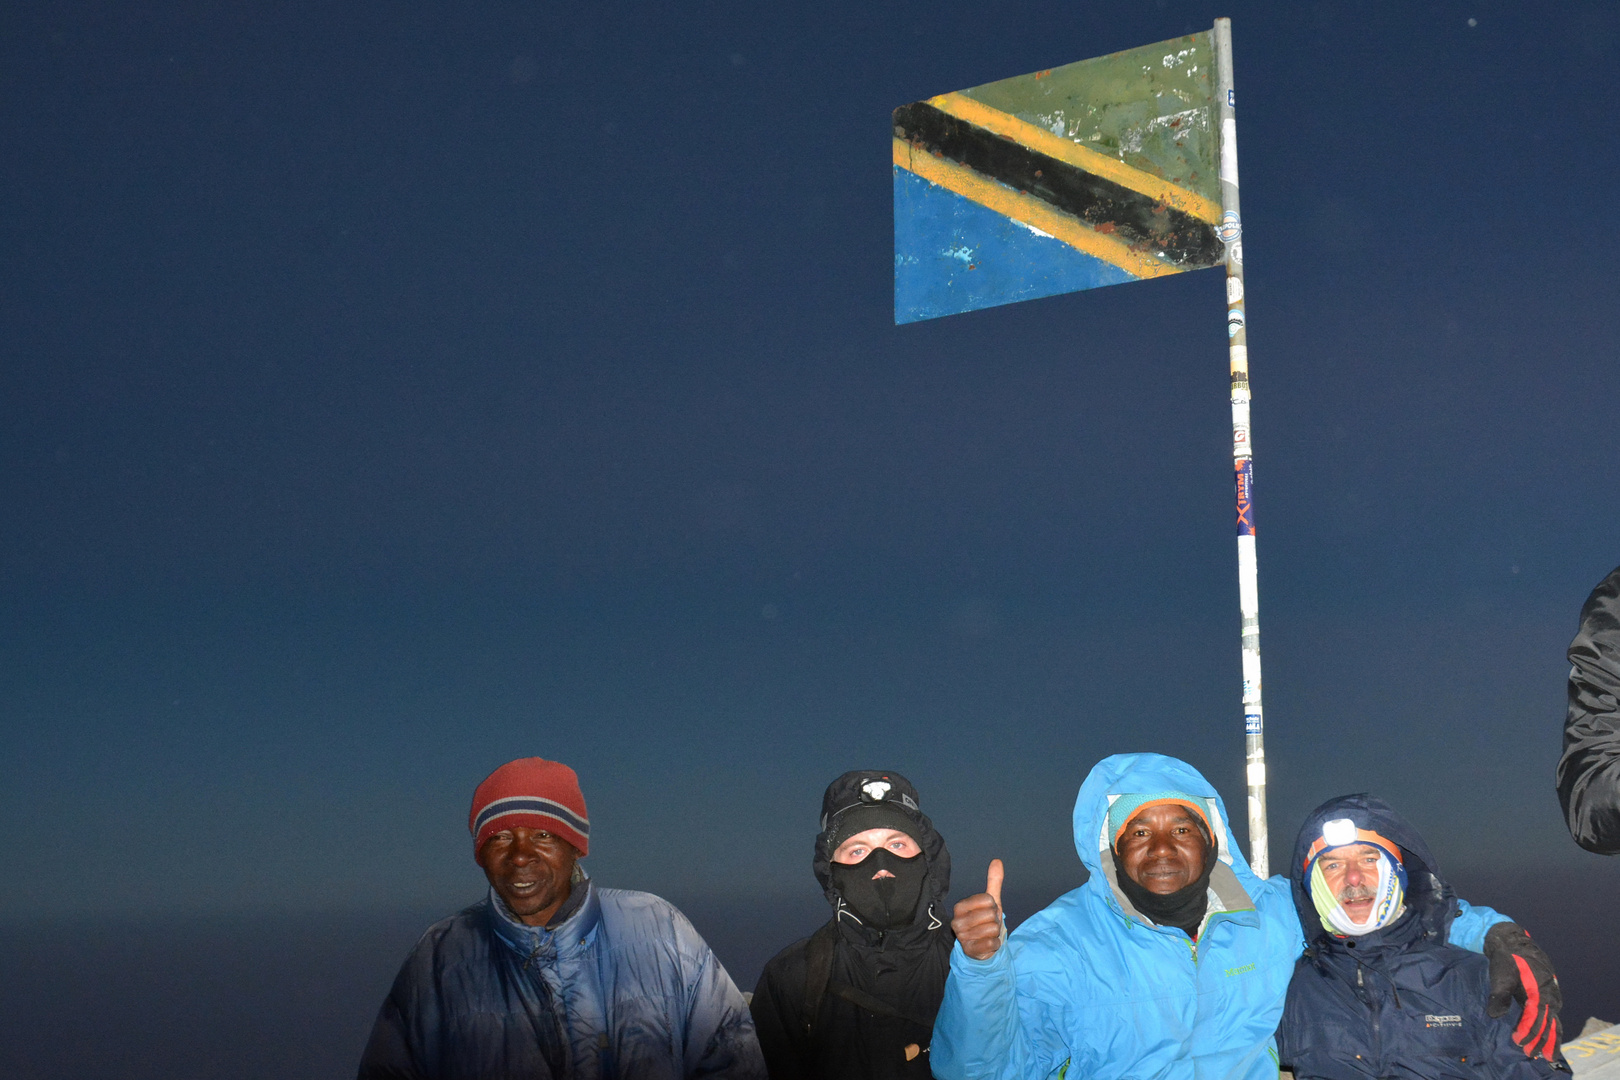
[893,32,1226,324]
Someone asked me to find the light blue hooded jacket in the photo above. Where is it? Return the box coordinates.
[931,754,1507,1080]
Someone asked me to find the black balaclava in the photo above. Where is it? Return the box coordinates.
[1111,826,1217,938]
[829,847,928,930]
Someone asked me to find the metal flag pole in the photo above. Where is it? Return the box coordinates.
[1213,17,1269,879]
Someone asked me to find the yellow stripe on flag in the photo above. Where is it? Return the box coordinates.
[893,138,1177,280]
[925,92,1223,225]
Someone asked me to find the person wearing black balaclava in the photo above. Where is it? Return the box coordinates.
[749,770,953,1079]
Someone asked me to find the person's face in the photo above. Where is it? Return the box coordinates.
[476,825,580,926]
[831,828,921,878]
[1317,843,1384,926]
[1117,804,1208,895]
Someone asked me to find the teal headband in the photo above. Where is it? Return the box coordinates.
[1106,791,1216,849]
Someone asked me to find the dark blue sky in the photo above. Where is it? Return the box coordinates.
[3,0,1619,1073]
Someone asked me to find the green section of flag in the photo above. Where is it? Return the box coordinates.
[960,32,1218,206]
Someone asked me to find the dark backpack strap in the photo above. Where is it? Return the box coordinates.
[824,981,937,1030]
[801,919,841,1039]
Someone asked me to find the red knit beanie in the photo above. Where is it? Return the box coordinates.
[469,757,590,856]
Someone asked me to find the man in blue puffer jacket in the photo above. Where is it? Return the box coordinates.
[930,753,1534,1080]
[358,757,765,1080]
[1277,794,1564,1078]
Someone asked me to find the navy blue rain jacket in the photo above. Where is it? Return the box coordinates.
[358,879,765,1080]
[1276,795,1562,1080]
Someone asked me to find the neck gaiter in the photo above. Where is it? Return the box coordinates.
[1111,842,1216,938]
[1309,850,1407,936]
[830,848,928,930]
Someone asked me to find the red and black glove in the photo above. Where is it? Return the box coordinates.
[1483,922,1562,1060]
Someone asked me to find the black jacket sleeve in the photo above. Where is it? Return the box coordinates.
[750,943,813,1080]
[1557,565,1620,855]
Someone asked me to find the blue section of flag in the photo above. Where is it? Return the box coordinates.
[893,167,1137,324]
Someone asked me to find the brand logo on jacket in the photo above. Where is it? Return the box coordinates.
[1424,1015,1463,1028]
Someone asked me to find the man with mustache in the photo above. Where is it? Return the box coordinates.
[358,757,765,1080]
[750,770,953,1078]
[1276,794,1563,1078]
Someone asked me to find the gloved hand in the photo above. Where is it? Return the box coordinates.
[1483,922,1562,1060]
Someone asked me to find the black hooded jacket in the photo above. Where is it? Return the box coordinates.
[749,770,954,1080]
[1276,794,1562,1080]
[1558,564,1620,855]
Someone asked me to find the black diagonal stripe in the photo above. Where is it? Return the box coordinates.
[893,100,1221,268]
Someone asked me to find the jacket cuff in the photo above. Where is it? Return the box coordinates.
[951,939,1015,974]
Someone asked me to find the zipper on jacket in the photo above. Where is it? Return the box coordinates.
[1368,965,1383,1071]
[1358,958,1400,1009]
[1371,999,1382,1069]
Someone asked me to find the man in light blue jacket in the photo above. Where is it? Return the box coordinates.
[930,753,1527,1080]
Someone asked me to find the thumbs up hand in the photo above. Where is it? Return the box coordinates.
[952,859,1008,961]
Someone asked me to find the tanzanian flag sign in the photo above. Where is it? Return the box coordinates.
[893,23,1276,879]
[893,31,1228,324]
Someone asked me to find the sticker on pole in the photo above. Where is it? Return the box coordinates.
[893,32,1226,324]
[1234,458,1255,536]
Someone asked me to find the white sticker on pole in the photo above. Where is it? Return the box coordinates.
[1247,762,1266,786]
[1237,536,1259,611]
[1221,118,1239,185]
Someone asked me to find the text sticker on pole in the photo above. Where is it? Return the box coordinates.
[893,32,1225,324]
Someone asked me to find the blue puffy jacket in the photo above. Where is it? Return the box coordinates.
[1276,794,1563,1080]
[358,878,765,1079]
[930,754,1508,1080]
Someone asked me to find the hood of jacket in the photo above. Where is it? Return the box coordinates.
[813,768,951,935]
[1288,792,1456,951]
[1072,753,1265,928]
